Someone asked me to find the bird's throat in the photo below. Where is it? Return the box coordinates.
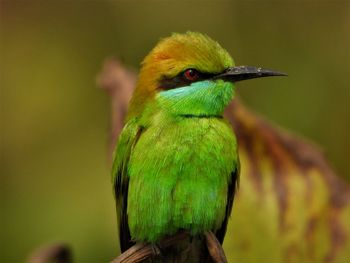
[156,80,235,118]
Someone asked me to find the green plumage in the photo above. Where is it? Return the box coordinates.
[112,32,240,260]
[113,80,239,242]
[128,112,237,241]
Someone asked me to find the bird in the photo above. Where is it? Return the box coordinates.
[112,32,285,262]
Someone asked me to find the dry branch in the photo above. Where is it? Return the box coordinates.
[110,231,188,263]
[204,232,227,263]
[110,231,226,263]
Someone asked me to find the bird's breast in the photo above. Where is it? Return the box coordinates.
[127,117,238,242]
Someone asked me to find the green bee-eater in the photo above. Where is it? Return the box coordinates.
[112,32,285,262]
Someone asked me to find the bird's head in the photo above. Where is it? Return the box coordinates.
[128,32,285,120]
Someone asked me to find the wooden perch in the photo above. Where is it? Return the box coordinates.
[110,231,187,263]
[204,232,227,263]
[110,231,227,263]
[110,242,161,263]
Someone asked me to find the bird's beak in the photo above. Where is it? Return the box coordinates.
[213,66,287,82]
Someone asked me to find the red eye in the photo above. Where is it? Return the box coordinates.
[184,69,200,81]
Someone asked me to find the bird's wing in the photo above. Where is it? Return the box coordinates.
[215,158,240,244]
[111,118,143,252]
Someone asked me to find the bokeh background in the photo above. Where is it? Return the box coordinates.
[1,0,349,262]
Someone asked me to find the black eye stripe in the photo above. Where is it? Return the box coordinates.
[159,69,215,90]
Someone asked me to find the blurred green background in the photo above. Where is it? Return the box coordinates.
[1,0,349,262]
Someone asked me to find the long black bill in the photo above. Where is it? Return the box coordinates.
[213,66,287,82]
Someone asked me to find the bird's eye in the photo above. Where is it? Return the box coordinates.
[183,69,200,81]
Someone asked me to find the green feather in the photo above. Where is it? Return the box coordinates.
[112,32,239,261]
